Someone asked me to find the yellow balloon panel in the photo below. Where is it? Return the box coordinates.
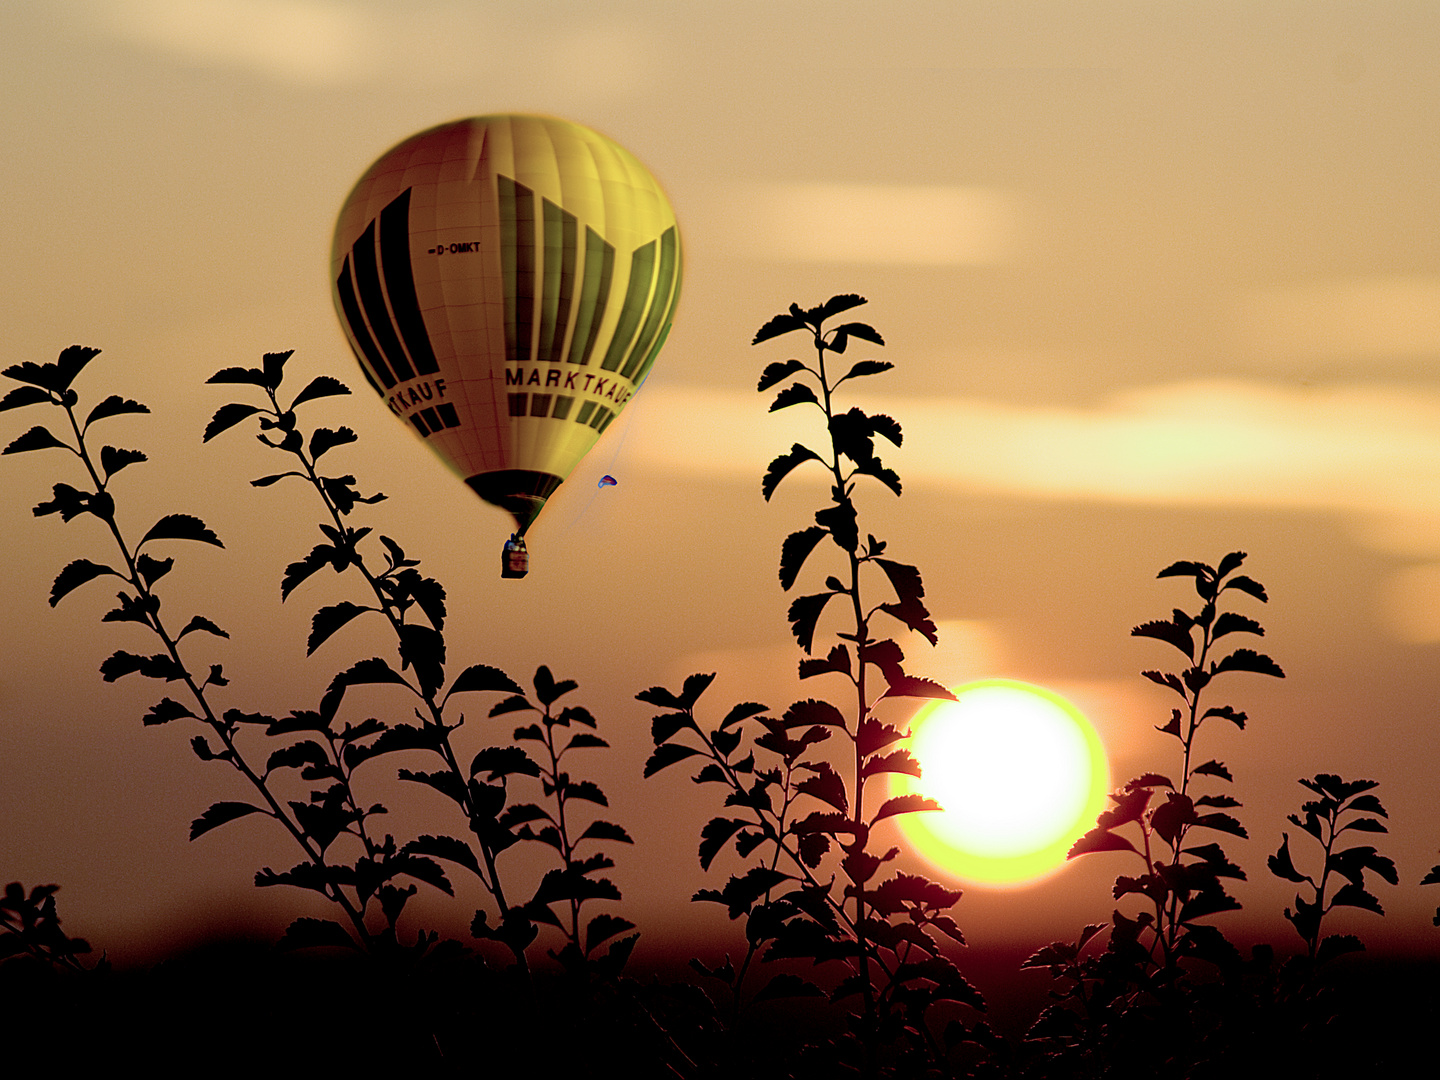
[330,115,681,533]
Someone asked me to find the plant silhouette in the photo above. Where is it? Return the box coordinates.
[641,296,990,1077]
[2,347,632,984]
[3,328,1433,1075]
[1021,553,1284,1077]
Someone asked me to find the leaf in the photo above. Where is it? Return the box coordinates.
[762,443,824,501]
[1267,835,1309,883]
[143,698,194,726]
[290,375,350,409]
[99,650,184,683]
[468,745,540,781]
[1316,934,1365,965]
[1132,619,1195,660]
[136,554,173,587]
[585,913,637,955]
[838,359,894,383]
[578,820,633,845]
[446,664,524,700]
[276,916,358,952]
[699,817,749,870]
[644,743,702,778]
[880,674,956,701]
[1191,759,1232,782]
[861,748,921,780]
[138,514,223,549]
[1211,649,1284,679]
[0,385,51,411]
[85,395,150,427]
[779,526,827,592]
[1213,612,1264,638]
[770,383,818,412]
[177,615,229,641]
[878,595,939,645]
[190,801,267,841]
[99,445,147,479]
[874,558,925,607]
[788,591,838,653]
[1330,881,1384,916]
[873,794,941,822]
[796,764,849,813]
[1223,574,1269,602]
[1068,828,1138,859]
[319,657,411,723]
[753,316,808,347]
[3,426,70,455]
[309,426,358,461]
[205,365,269,387]
[49,559,119,606]
[818,295,869,321]
[307,601,372,655]
[812,498,852,550]
[202,402,263,442]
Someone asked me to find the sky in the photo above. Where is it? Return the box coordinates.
[3,1,1440,973]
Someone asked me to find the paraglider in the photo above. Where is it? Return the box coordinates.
[598,475,617,489]
[330,115,681,577]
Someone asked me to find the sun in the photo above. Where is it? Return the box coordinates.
[891,680,1109,886]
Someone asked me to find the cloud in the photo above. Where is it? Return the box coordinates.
[100,1,660,93]
[105,0,380,84]
[709,183,1026,266]
[628,378,1440,551]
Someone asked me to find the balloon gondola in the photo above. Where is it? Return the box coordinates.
[330,115,681,576]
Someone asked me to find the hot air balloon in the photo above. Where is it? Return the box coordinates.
[330,115,681,577]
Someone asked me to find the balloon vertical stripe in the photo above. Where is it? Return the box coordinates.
[335,255,390,392]
[622,226,679,380]
[352,220,416,382]
[568,226,615,367]
[377,189,441,377]
[599,240,656,372]
[537,199,579,364]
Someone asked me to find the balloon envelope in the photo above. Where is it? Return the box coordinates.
[331,115,681,534]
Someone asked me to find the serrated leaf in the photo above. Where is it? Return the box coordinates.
[202,402,264,442]
[787,591,838,654]
[578,820,633,845]
[85,395,150,427]
[1212,649,1284,679]
[1223,574,1269,602]
[643,743,702,778]
[873,794,941,822]
[762,443,824,501]
[1069,828,1138,858]
[99,445,147,479]
[307,601,371,655]
[276,916,357,952]
[143,698,194,726]
[4,426,70,455]
[290,375,350,409]
[190,801,266,840]
[138,513,223,549]
[446,664,524,700]
[779,526,827,592]
[770,382,818,412]
[206,366,269,387]
[0,385,51,411]
[753,317,808,347]
[49,559,119,606]
[838,359,893,384]
[177,614,229,641]
[309,426,358,461]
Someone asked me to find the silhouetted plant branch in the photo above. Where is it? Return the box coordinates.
[0,883,99,973]
[202,352,634,973]
[642,296,988,1076]
[1022,553,1284,1077]
[1268,774,1397,966]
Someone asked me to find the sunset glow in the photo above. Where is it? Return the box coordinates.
[894,680,1109,886]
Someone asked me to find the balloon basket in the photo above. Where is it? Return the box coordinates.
[501,534,529,579]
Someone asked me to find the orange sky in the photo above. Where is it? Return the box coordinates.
[4,1,1440,965]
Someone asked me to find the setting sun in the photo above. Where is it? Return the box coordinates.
[893,680,1109,886]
